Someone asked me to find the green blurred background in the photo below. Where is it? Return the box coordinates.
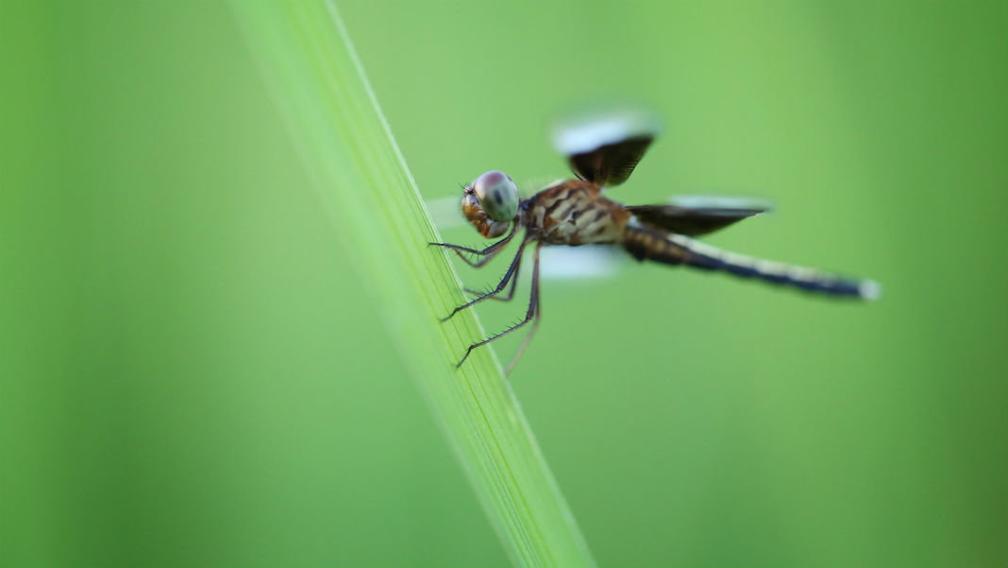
[2,1,1006,566]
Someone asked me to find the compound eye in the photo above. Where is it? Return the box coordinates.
[473,170,519,222]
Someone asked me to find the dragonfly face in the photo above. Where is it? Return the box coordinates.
[431,111,879,373]
[461,170,519,238]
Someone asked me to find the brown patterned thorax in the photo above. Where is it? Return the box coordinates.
[522,179,630,245]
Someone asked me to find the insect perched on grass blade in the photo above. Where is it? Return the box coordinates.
[430,111,880,372]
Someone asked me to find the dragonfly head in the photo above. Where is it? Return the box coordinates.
[461,170,519,238]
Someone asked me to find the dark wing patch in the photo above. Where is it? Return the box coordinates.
[568,135,654,187]
[628,202,769,237]
[552,109,660,187]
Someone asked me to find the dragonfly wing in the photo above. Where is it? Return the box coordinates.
[552,110,659,187]
[540,246,623,280]
[628,196,772,237]
[568,136,654,187]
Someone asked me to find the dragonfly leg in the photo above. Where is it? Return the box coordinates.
[428,224,516,268]
[463,259,522,301]
[505,243,543,374]
[440,238,528,322]
[456,242,542,369]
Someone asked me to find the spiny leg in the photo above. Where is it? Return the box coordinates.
[428,222,515,257]
[505,243,543,374]
[440,238,529,322]
[428,238,507,268]
[463,258,522,301]
[428,238,508,268]
[428,223,516,268]
[456,242,543,369]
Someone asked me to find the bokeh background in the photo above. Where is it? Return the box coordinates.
[3,1,1007,566]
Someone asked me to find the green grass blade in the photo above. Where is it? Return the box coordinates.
[229,2,595,566]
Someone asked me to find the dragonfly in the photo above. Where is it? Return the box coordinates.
[430,112,880,371]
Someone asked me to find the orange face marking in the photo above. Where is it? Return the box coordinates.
[462,188,510,238]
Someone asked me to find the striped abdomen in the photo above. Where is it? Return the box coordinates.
[622,225,879,299]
